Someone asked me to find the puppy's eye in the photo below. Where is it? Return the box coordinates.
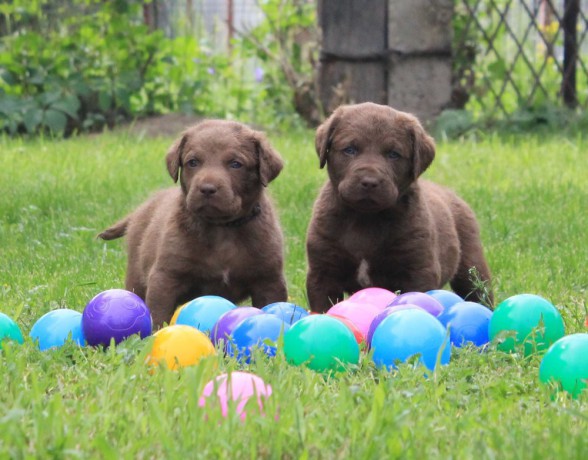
[229,160,243,169]
[185,159,199,168]
[386,150,401,160]
[342,146,358,156]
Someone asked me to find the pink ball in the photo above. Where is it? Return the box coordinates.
[327,300,381,340]
[348,287,397,310]
[198,372,272,421]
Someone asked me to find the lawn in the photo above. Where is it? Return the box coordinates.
[0,125,587,458]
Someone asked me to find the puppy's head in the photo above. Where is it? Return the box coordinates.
[315,102,435,212]
[166,120,283,224]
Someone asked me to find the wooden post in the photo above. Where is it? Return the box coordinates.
[562,0,579,108]
[317,0,388,114]
[388,0,453,122]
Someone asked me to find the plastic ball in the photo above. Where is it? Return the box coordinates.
[175,295,236,334]
[283,315,360,373]
[198,371,272,421]
[539,334,588,398]
[489,294,565,356]
[329,314,364,344]
[371,308,451,371]
[366,304,424,348]
[211,307,264,351]
[440,301,493,347]
[169,302,188,325]
[228,314,289,362]
[389,292,444,317]
[0,312,24,349]
[327,300,381,340]
[426,289,464,310]
[30,309,85,350]
[262,302,309,325]
[146,325,216,371]
[82,289,152,347]
[348,287,397,310]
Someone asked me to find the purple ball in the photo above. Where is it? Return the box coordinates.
[211,307,264,350]
[388,292,444,317]
[82,289,152,347]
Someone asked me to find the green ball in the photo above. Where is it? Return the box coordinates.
[539,334,588,398]
[0,312,24,349]
[489,294,565,356]
[283,315,360,373]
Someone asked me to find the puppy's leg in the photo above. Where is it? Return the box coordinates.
[450,206,493,306]
[250,275,288,308]
[306,268,347,313]
[145,269,188,328]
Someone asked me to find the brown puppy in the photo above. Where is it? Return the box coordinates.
[99,120,288,327]
[306,102,492,312]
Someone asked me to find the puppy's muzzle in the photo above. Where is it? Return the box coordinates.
[199,183,218,197]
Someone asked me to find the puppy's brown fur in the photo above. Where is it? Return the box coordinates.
[306,103,492,312]
[99,120,288,327]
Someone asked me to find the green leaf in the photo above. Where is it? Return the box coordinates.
[98,91,112,111]
[42,108,67,134]
[51,95,81,119]
[23,106,42,133]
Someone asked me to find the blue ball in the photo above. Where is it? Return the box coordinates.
[30,309,85,351]
[371,308,451,371]
[441,301,493,347]
[262,302,309,325]
[426,289,464,313]
[176,295,236,334]
[228,314,290,362]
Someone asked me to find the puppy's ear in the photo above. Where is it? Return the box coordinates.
[165,135,187,183]
[254,132,283,186]
[409,115,436,179]
[315,111,339,169]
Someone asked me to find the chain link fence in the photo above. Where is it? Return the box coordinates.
[452,0,587,117]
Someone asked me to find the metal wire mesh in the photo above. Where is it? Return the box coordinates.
[453,0,587,116]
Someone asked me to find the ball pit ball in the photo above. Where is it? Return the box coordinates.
[175,295,236,333]
[426,289,464,310]
[211,306,264,351]
[489,294,565,356]
[169,302,188,325]
[228,314,290,362]
[329,314,364,344]
[439,301,493,347]
[0,312,24,349]
[283,315,360,373]
[371,308,451,371]
[327,300,381,340]
[366,304,424,348]
[146,325,216,371]
[82,289,152,347]
[539,333,588,399]
[262,302,309,325]
[30,309,85,351]
[198,371,272,421]
[388,292,444,317]
[348,287,397,310]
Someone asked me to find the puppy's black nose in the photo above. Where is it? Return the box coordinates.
[199,184,217,196]
[360,177,379,190]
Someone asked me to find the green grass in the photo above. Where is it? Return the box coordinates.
[1,128,587,458]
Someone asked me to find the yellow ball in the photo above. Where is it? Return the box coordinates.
[146,325,215,371]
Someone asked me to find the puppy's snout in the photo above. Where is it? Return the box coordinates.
[199,183,218,197]
[360,176,380,190]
